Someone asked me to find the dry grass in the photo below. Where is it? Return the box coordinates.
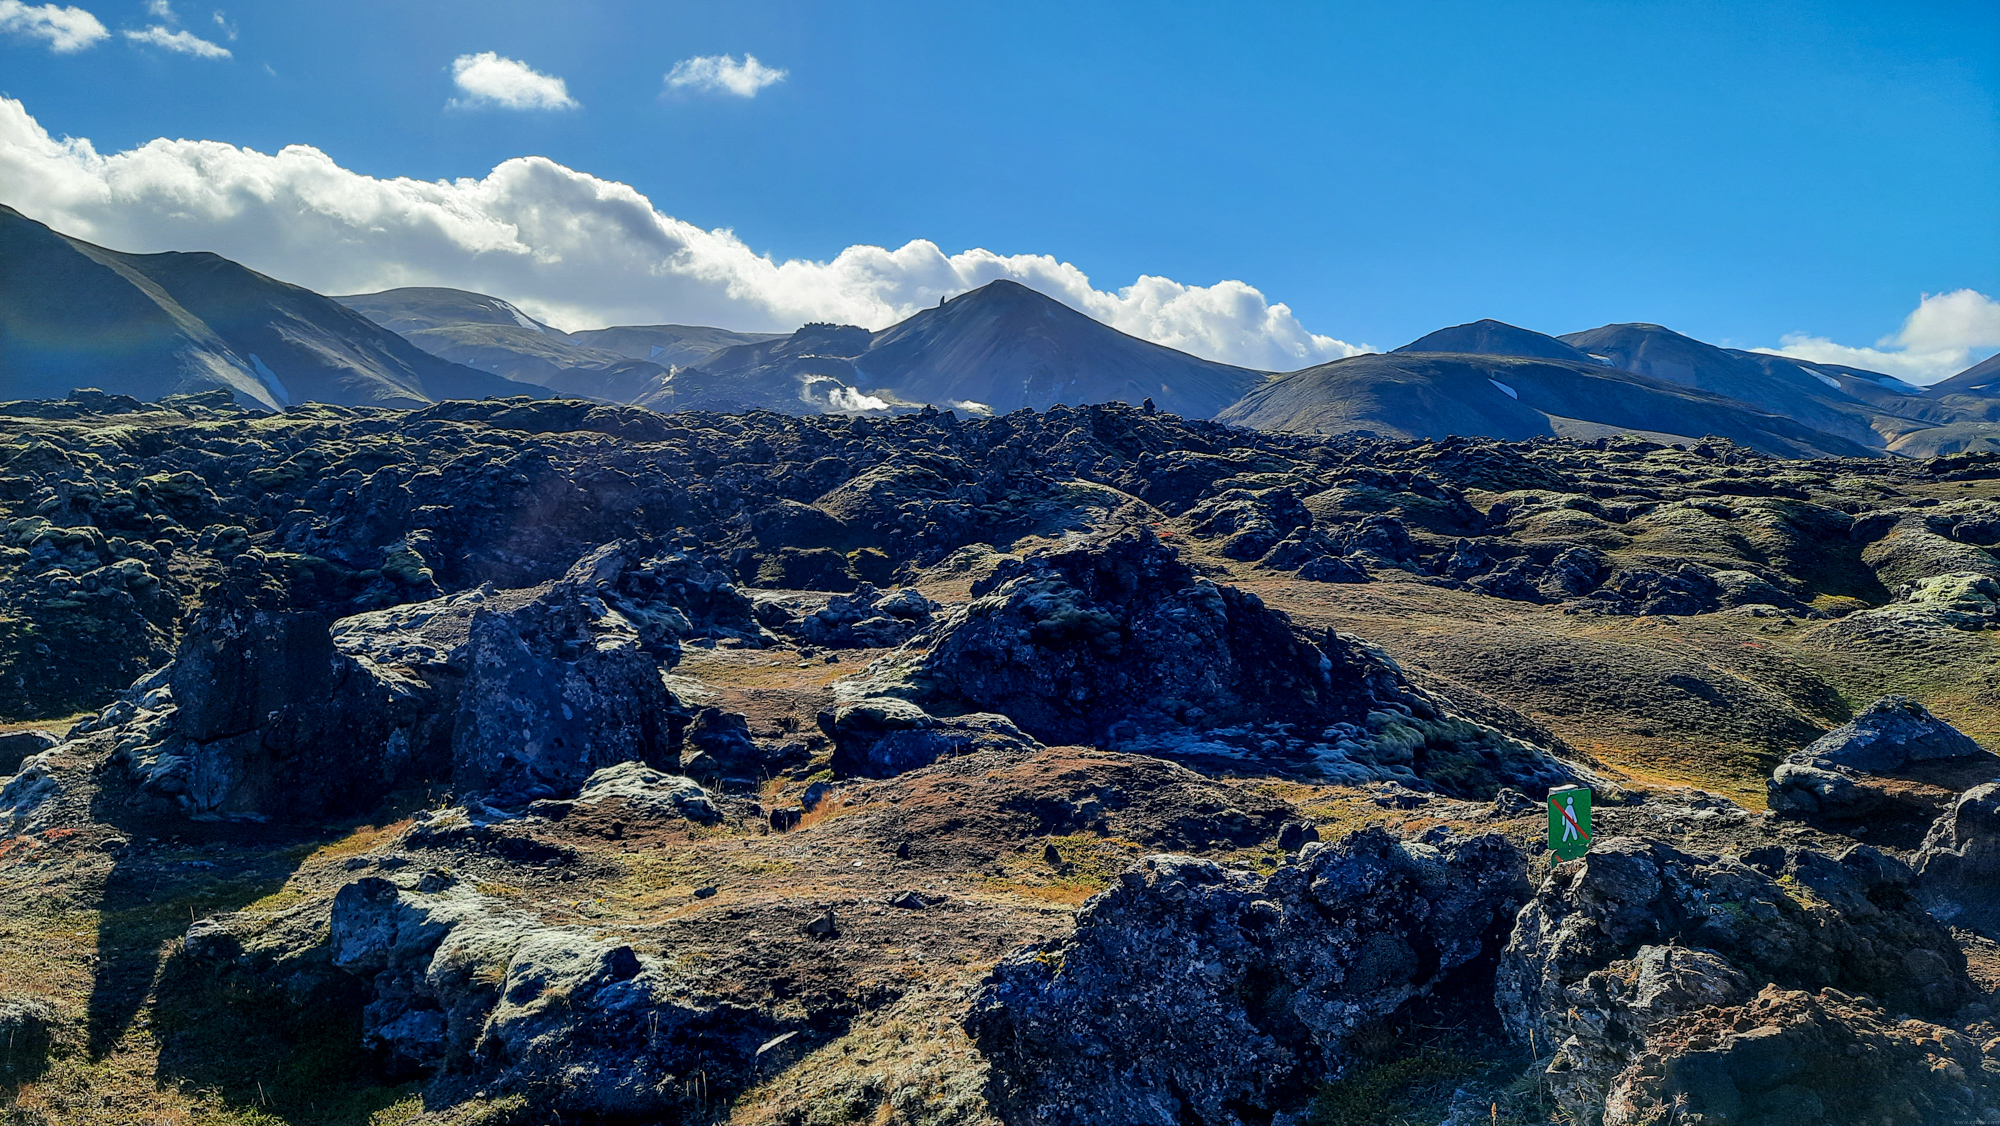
[729,991,1001,1126]
[0,711,89,736]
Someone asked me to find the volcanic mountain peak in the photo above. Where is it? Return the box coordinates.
[1394,318,1597,364]
[667,278,1268,418]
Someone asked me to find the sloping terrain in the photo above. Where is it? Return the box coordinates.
[1932,351,2000,399]
[333,287,681,403]
[663,280,1268,417]
[569,324,787,369]
[1214,349,1881,458]
[1560,321,1980,454]
[0,393,1997,1125]
[0,209,535,409]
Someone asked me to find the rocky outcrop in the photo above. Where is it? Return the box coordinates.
[1499,837,1981,1126]
[558,539,769,655]
[820,696,1038,778]
[759,583,938,649]
[327,875,777,1116]
[965,827,1529,1126]
[452,580,682,805]
[1768,696,1996,844]
[677,705,806,782]
[0,728,58,776]
[1599,985,2000,1126]
[879,528,1572,794]
[109,600,447,820]
[1915,781,2000,939]
[0,747,61,835]
[1535,945,1755,1121]
[565,761,720,824]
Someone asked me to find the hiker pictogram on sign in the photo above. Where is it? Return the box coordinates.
[1547,784,1592,861]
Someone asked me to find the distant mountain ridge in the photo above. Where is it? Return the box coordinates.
[0,206,536,409]
[1214,349,1881,459]
[1281,315,1993,457]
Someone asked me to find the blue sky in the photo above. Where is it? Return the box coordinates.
[2,0,1996,378]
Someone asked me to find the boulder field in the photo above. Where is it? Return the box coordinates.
[1,393,1998,1124]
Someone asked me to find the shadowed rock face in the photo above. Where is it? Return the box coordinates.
[965,827,1529,1126]
[1917,781,2000,939]
[110,599,448,820]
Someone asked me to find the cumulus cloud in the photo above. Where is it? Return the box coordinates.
[0,96,1359,370]
[448,51,578,111]
[211,9,234,40]
[665,53,786,97]
[123,24,229,57]
[1760,289,2000,385]
[0,1,108,52]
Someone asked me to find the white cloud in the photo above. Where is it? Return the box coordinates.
[665,53,786,97]
[448,51,578,111]
[144,0,170,18]
[0,1,108,52]
[210,9,234,40]
[0,96,1360,370]
[123,24,229,57]
[1760,289,2000,385]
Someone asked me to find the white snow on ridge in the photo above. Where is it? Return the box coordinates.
[1811,372,1841,389]
[488,299,545,334]
[1488,379,1519,400]
[247,353,291,406]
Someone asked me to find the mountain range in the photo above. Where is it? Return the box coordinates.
[330,287,782,404]
[5,206,1999,458]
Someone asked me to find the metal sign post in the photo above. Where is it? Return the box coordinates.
[1547,784,1592,861]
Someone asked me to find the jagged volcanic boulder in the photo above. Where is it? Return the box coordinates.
[1916,781,2000,939]
[1499,837,1982,1126]
[899,528,1364,744]
[964,827,1529,1126]
[1499,838,1972,1032]
[763,583,938,649]
[1535,945,1755,1123]
[879,528,1571,794]
[676,705,805,782]
[1600,985,2000,1126]
[110,599,446,820]
[1768,696,1996,845]
[559,539,769,655]
[555,761,720,824]
[820,696,1038,778]
[326,875,777,1115]
[452,575,683,803]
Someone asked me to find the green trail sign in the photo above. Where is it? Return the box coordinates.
[1547,785,1592,861]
